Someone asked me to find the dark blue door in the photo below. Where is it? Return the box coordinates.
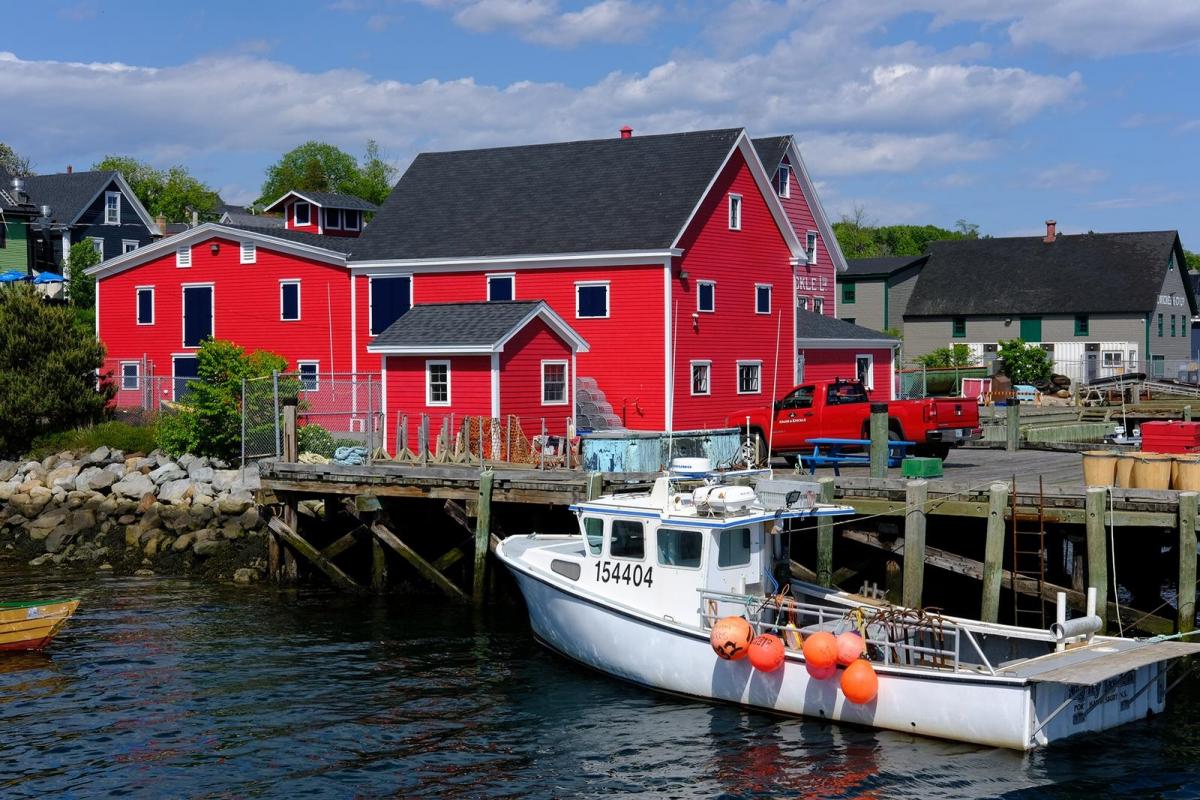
[173,356,199,401]
[370,277,411,335]
[183,286,213,347]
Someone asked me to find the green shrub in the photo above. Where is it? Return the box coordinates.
[917,343,976,368]
[997,338,1053,385]
[298,423,336,457]
[25,420,159,460]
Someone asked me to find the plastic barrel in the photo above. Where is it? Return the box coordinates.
[1132,452,1173,490]
[1116,452,1137,488]
[1175,455,1200,491]
[1081,450,1118,487]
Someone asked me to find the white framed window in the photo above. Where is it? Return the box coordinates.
[240,241,256,264]
[176,246,191,268]
[298,361,320,392]
[487,273,515,302]
[120,361,139,391]
[122,240,139,254]
[728,194,742,230]
[797,295,809,312]
[1103,351,1123,367]
[856,353,874,390]
[755,284,771,315]
[280,280,301,321]
[806,231,818,265]
[813,297,824,315]
[576,281,609,319]
[776,164,791,198]
[737,360,762,394]
[324,208,341,230]
[541,360,568,405]
[136,286,154,325]
[690,360,711,396]
[104,191,120,225]
[344,209,361,231]
[89,237,104,258]
[426,360,451,406]
[697,280,715,313]
[293,201,311,226]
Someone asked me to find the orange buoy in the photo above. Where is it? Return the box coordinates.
[710,616,754,660]
[840,658,879,704]
[806,661,837,680]
[748,634,786,672]
[836,631,865,666]
[802,631,837,671]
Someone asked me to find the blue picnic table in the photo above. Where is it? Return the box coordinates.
[802,437,916,475]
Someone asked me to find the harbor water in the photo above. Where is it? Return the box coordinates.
[2,564,1199,799]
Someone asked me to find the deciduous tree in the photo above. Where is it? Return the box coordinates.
[257,140,396,207]
[0,142,33,177]
[91,156,219,222]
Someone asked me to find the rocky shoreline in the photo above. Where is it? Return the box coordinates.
[0,447,269,584]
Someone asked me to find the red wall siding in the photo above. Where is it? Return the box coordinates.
[499,318,574,439]
[385,354,492,452]
[98,235,353,406]
[671,150,796,430]
[799,347,893,401]
[776,156,836,317]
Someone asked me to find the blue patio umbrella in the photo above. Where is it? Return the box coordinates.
[32,272,65,284]
[0,271,27,283]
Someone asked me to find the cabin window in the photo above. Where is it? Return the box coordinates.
[104,191,121,224]
[576,282,609,318]
[325,208,341,230]
[122,240,139,254]
[756,284,771,314]
[728,194,742,230]
[542,361,568,405]
[240,241,256,264]
[426,360,451,406]
[856,354,874,391]
[806,231,818,264]
[813,297,824,315]
[280,280,301,321]
[583,517,603,556]
[657,528,702,568]
[344,209,361,230]
[697,280,715,313]
[717,528,752,568]
[136,287,154,325]
[1103,351,1122,367]
[294,202,311,226]
[737,361,761,394]
[1074,314,1089,336]
[298,361,319,392]
[952,316,966,338]
[610,519,645,559]
[775,164,790,198]
[176,246,191,268]
[841,281,856,304]
[370,275,412,335]
[691,361,710,396]
[120,361,139,391]
[487,274,514,302]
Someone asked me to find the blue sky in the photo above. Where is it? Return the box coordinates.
[4,0,1200,245]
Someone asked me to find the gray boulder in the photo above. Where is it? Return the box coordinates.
[188,465,214,483]
[87,469,118,492]
[172,532,196,552]
[211,470,239,493]
[47,464,80,491]
[104,463,128,478]
[217,492,254,515]
[74,467,102,493]
[159,478,196,505]
[238,507,260,530]
[112,473,154,499]
[28,510,68,540]
[82,446,111,465]
[149,463,185,484]
[0,461,17,481]
[44,526,75,554]
[193,539,226,557]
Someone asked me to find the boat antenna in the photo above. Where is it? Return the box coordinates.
[668,299,678,468]
[767,308,782,465]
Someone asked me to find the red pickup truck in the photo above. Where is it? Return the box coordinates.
[726,378,981,462]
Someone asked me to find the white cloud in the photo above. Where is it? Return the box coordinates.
[1005,0,1200,58]
[450,0,660,46]
[1026,162,1108,191]
[802,132,996,175]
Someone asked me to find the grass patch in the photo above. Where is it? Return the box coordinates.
[25,419,159,461]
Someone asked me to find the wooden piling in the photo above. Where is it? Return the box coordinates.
[372,537,388,592]
[902,480,928,609]
[1085,486,1109,631]
[586,472,604,501]
[869,402,888,479]
[885,560,902,604]
[1006,399,1020,453]
[1178,491,1197,633]
[817,477,835,585]
[981,482,1008,623]
[473,470,495,605]
[1186,406,1194,423]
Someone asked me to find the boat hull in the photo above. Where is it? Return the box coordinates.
[0,600,80,651]
[504,564,1165,750]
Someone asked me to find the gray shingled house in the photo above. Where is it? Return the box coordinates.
[836,254,927,335]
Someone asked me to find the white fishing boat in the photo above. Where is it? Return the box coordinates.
[495,459,1200,750]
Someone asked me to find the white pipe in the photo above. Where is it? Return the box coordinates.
[1055,592,1067,652]
[1052,615,1103,641]
[1087,587,1098,643]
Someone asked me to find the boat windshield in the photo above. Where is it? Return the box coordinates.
[582,517,603,555]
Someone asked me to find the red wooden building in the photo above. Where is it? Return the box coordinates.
[261,191,377,238]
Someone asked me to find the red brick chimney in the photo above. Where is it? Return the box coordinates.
[66,164,73,174]
[619,125,633,139]
[1044,219,1056,243]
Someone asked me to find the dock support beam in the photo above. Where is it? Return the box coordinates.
[278,399,300,583]
[869,402,888,479]
[1085,486,1109,632]
[1186,406,1194,423]
[586,472,603,501]
[902,479,928,609]
[816,477,835,586]
[473,470,495,606]
[1006,398,1020,453]
[1179,491,1197,633]
[981,482,1009,623]
[372,537,388,593]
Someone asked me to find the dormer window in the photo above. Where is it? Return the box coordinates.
[806,231,818,265]
[728,194,742,230]
[775,164,791,198]
[343,209,361,231]
[293,202,311,227]
[325,208,341,230]
[104,191,121,225]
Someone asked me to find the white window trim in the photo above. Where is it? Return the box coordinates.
[728,193,742,231]
[279,279,302,321]
[293,201,311,227]
[696,280,716,313]
[181,282,215,349]
[425,359,451,406]
[176,246,191,268]
[736,360,763,395]
[797,295,810,312]
[122,239,139,254]
[755,283,772,315]
[856,353,875,391]
[119,360,140,391]
[89,237,104,258]
[806,231,818,265]
[240,241,257,264]
[690,360,711,396]
[575,280,610,319]
[297,360,320,392]
[135,285,155,326]
[368,273,414,337]
[486,272,516,301]
[813,296,825,315]
[541,360,569,406]
[104,190,121,225]
[343,209,361,231]
[325,207,341,230]
[777,164,791,198]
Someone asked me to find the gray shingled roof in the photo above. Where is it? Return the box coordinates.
[843,255,928,278]
[905,231,1189,316]
[371,301,550,349]
[265,191,378,213]
[21,171,117,224]
[350,128,744,262]
[221,224,358,254]
[220,205,284,228]
[797,312,896,341]
[752,136,790,172]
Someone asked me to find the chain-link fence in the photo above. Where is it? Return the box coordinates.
[101,357,175,410]
[242,372,384,464]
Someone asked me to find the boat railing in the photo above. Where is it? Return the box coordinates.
[698,590,998,677]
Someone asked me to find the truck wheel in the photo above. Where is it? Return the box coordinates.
[915,444,951,460]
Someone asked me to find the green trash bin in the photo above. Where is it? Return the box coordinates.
[901,456,943,478]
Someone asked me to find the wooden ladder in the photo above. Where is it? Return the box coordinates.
[1010,475,1048,628]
